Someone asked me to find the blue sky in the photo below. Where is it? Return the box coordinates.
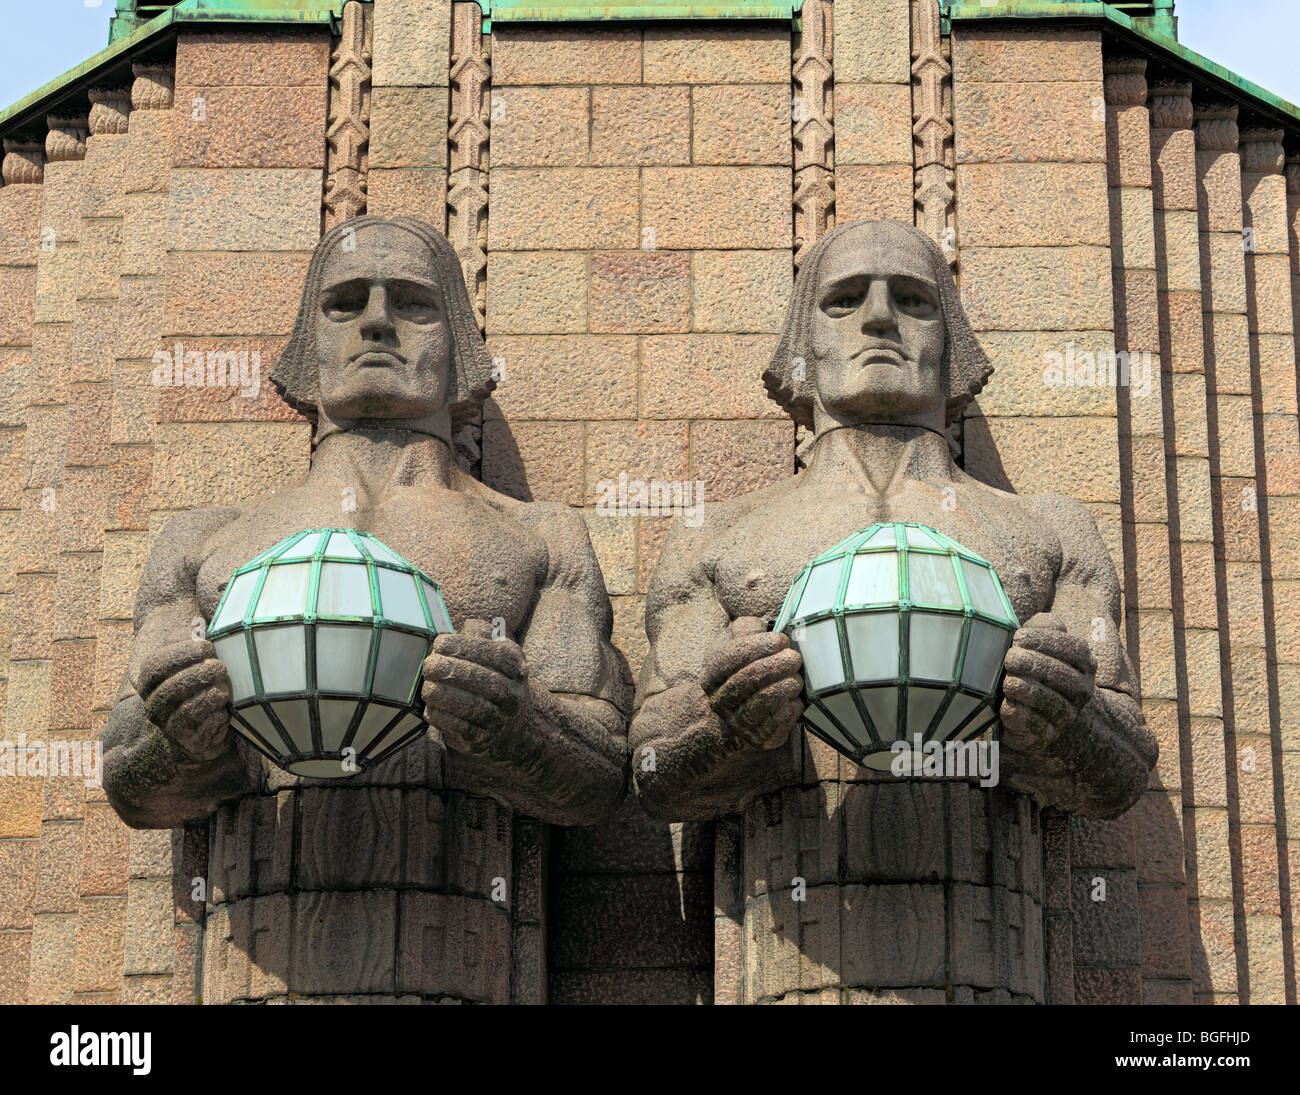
[0,1,1298,113]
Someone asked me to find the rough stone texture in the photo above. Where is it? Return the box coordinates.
[642,168,792,251]
[489,169,639,251]
[590,251,692,335]
[592,87,691,167]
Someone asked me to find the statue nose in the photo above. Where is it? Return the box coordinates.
[860,280,896,331]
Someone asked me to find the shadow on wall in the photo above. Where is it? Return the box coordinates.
[474,405,717,1004]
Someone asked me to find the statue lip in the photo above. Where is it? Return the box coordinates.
[350,349,408,367]
[851,343,909,367]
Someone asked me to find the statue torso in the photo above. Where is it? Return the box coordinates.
[709,475,1063,627]
[193,479,548,639]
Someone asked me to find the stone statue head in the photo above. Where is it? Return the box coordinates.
[763,219,991,433]
[271,216,494,434]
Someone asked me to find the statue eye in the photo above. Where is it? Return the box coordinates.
[894,286,937,313]
[823,292,863,315]
[390,286,439,323]
[323,286,366,320]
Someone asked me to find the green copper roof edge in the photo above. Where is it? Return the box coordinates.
[0,0,344,132]
[946,2,1300,128]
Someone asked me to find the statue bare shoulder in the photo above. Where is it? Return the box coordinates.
[103,505,263,829]
[997,490,1158,817]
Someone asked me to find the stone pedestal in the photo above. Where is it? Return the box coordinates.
[200,741,516,1004]
[737,766,1044,1004]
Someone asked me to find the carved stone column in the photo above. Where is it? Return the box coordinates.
[911,0,956,265]
[325,0,373,227]
[792,0,834,269]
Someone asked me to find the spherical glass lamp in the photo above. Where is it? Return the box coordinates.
[774,523,1020,771]
[206,528,453,779]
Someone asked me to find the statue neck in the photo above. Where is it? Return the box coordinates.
[804,422,955,496]
[308,412,459,496]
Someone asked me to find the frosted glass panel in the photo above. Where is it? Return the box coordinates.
[804,702,859,757]
[845,612,899,683]
[279,532,321,559]
[796,561,843,618]
[373,630,428,703]
[908,552,961,605]
[906,686,947,737]
[935,692,984,741]
[213,635,255,702]
[908,612,964,682]
[350,701,401,753]
[366,539,402,565]
[858,686,899,741]
[253,626,307,694]
[961,559,1006,620]
[317,562,373,617]
[905,526,937,547]
[795,618,845,693]
[270,699,314,752]
[844,552,898,607]
[423,581,452,633]
[822,691,869,751]
[212,570,259,632]
[862,526,896,548]
[325,532,363,559]
[956,709,997,742]
[960,620,1011,693]
[235,703,284,751]
[315,624,373,693]
[378,567,428,629]
[254,563,311,619]
[370,713,424,759]
[318,698,358,752]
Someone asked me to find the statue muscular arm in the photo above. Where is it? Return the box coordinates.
[427,504,629,826]
[102,508,262,829]
[627,512,803,821]
[999,493,1158,819]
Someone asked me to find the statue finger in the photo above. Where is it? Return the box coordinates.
[432,632,527,680]
[707,647,803,718]
[422,679,508,729]
[136,640,216,700]
[701,629,791,695]
[1012,626,1096,676]
[1003,645,1092,709]
[144,659,227,729]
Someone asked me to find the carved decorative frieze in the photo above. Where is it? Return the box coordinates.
[1193,101,1239,153]
[1103,55,1147,109]
[792,0,833,267]
[1147,78,1193,131]
[46,115,89,162]
[325,0,374,227]
[1239,127,1286,175]
[88,87,132,136]
[131,62,175,111]
[448,1,491,330]
[2,138,45,185]
[911,0,956,266]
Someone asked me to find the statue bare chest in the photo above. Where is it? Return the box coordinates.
[194,486,546,638]
[711,480,1057,624]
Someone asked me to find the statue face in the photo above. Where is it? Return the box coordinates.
[312,224,453,421]
[809,225,947,425]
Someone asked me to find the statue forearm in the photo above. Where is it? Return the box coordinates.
[630,682,791,821]
[102,694,260,829]
[445,683,627,826]
[1003,686,1155,820]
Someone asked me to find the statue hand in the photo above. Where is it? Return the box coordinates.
[421,618,530,758]
[999,613,1097,753]
[135,640,233,762]
[701,616,805,753]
